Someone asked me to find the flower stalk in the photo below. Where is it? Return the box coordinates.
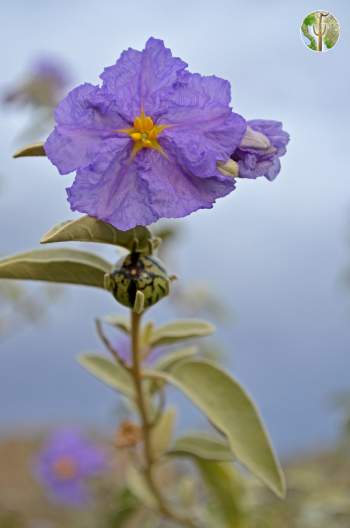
[130,309,199,528]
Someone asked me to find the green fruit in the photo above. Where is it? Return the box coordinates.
[106,252,170,309]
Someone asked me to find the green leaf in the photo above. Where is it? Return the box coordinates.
[169,433,234,462]
[126,465,158,510]
[151,407,176,460]
[149,319,215,347]
[154,347,198,372]
[101,314,130,334]
[196,459,246,528]
[106,488,140,526]
[40,216,152,253]
[78,354,134,398]
[13,142,46,158]
[145,360,285,498]
[0,249,111,289]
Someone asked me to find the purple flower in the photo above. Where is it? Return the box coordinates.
[4,56,70,108]
[232,120,289,181]
[45,37,246,230]
[113,333,164,366]
[34,429,106,506]
[32,57,70,90]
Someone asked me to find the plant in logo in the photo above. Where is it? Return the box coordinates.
[301,11,340,52]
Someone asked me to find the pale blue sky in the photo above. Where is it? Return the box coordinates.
[1,0,349,455]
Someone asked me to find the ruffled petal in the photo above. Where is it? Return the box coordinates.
[137,148,235,221]
[233,119,289,181]
[100,37,187,120]
[247,120,289,154]
[67,146,158,231]
[100,48,142,122]
[159,73,246,178]
[45,83,128,174]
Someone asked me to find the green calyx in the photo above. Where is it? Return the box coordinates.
[105,252,170,310]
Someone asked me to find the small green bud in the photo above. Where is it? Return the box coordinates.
[106,252,170,309]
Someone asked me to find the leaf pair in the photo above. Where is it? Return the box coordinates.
[79,354,285,498]
[0,216,153,289]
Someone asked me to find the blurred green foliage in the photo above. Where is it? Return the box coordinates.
[1,430,350,527]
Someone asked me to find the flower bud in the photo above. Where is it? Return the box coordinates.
[105,252,170,309]
[217,159,239,178]
[240,126,271,150]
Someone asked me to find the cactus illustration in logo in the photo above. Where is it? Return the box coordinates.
[301,11,340,52]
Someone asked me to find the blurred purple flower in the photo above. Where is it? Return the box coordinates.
[32,57,70,89]
[4,56,70,108]
[114,333,164,366]
[232,120,289,181]
[45,37,247,230]
[34,429,106,506]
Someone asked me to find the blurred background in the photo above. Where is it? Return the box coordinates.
[1,1,350,526]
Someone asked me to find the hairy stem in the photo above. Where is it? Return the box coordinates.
[130,310,199,528]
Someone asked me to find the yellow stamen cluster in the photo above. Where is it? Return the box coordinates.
[53,456,78,480]
[118,110,170,159]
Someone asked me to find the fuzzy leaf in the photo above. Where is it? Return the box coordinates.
[145,360,285,498]
[0,249,111,289]
[154,347,198,372]
[151,407,176,460]
[149,320,215,347]
[126,465,158,510]
[40,216,152,252]
[13,142,46,158]
[101,314,131,334]
[169,433,234,462]
[78,354,133,398]
[196,460,246,527]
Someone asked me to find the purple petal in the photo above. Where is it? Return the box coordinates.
[47,479,90,507]
[233,119,289,181]
[111,333,168,366]
[101,37,187,120]
[247,120,289,153]
[138,149,235,221]
[45,83,128,174]
[160,73,246,178]
[67,147,158,231]
[34,428,106,507]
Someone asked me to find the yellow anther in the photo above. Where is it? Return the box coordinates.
[148,128,158,139]
[117,109,172,159]
[130,132,142,141]
[133,116,143,130]
[143,116,154,130]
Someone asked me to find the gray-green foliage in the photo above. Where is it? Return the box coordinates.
[147,360,285,497]
[0,248,111,289]
[0,211,286,523]
[196,459,246,527]
[41,216,153,254]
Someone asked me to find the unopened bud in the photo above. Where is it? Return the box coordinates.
[217,159,239,178]
[240,126,271,150]
[106,252,170,309]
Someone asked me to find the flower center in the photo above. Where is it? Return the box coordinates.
[52,455,78,480]
[118,110,171,159]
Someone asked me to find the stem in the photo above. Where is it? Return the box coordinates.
[130,310,199,528]
[95,318,130,370]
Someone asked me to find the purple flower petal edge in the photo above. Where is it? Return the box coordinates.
[232,119,289,181]
[45,37,246,230]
